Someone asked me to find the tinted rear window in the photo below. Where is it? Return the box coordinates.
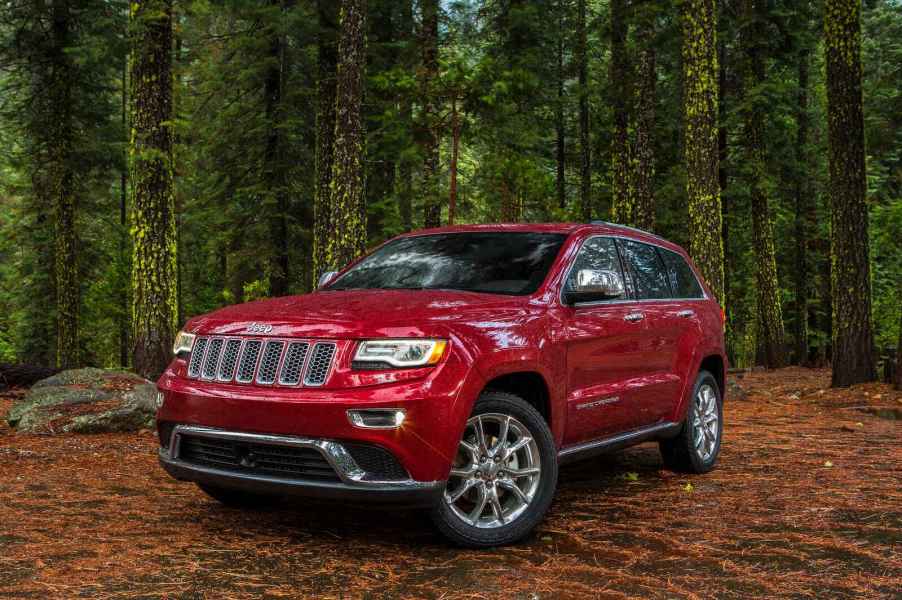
[327,232,567,296]
[617,240,671,299]
[660,249,704,299]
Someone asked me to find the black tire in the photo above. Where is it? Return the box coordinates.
[197,483,272,509]
[430,391,558,548]
[659,370,723,474]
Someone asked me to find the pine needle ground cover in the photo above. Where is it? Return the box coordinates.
[1,368,899,599]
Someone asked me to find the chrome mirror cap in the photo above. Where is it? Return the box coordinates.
[566,269,625,304]
[317,271,339,289]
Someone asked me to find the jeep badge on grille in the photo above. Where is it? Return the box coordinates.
[246,322,273,334]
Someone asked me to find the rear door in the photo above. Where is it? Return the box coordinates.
[562,236,649,444]
[616,239,684,425]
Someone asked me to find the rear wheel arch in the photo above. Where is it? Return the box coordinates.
[698,354,725,399]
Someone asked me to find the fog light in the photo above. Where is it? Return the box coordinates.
[347,409,406,429]
[155,392,165,410]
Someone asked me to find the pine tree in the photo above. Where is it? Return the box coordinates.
[609,0,632,224]
[130,0,177,379]
[555,0,567,211]
[682,0,725,306]
[420,0,441,228]
[313,0,338,280]
[326,0,367,270]
[824,0,876,386]
[577,0,591,220]
[742,0,786,368]
[793,48,811,364]
[631,6,657,232]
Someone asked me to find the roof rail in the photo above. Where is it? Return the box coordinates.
[588,220,666,241]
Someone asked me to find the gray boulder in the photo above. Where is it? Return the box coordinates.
[8,368,157,434]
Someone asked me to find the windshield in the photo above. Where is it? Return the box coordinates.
[326,232,567,296]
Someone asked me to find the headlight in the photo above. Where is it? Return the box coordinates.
[353,339,448,369]
[172,331,196,357]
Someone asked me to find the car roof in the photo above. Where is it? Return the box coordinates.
[403,222,685,254]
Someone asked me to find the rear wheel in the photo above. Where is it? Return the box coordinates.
[659,370,723,473]
[430,391,558,547]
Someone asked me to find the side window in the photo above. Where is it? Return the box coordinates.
[618,240,671,299]
[565,237,627,298]
[660,249,704,299]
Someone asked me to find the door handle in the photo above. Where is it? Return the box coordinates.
[624,312,645,322]
[676,309,695,318]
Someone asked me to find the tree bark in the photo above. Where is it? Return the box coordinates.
[609,0,632,224]
[448,98,461,225]
[555,0,566,211]
[743,0,786,368]
[578,0,591,220]
[681,0,725,306]
[120,51,129,368]
[50,0,79,369]
[313,0,338,280]
[631,18,656,231]
[420,0,441,228]
[326,0,367,270]
[793,49,810,365]
[824,0,876,386]
[398,0,414,232]
[130,0,177,380]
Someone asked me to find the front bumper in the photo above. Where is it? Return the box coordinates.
[159,425,444,506]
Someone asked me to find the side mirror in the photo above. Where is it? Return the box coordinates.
[564,269,625,304]
[317,271,339,289]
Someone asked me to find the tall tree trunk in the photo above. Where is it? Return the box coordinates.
[631,18,656,231]
[555,0,566,211]
[718,32,734,362]
[120,51,129,368]
[609,0,632,224]
[895,305,901,390]
[313,0,338,280]
[420,0,441,228]
[326,0,367,269]
[681,0,725,306]
[262,0,289,296]
[577,0,591,220]
[825,0,876,386]
[398,0,414,231]
[50,0,79,369]
[448,98,461,225]
[263,0,289,296]
[743,0,786,368]
[130,0,177,380]
[793,49,810,365]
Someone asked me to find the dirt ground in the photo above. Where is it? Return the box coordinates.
[0,367,899,599]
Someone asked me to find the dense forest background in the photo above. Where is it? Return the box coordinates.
[0,0,899,383]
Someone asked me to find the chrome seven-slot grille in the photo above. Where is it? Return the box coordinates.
[187,336,337,387]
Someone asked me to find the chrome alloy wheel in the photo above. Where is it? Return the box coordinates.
[693,383,719,461]
[444,413,542,529]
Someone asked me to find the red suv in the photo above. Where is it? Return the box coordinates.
[157,222,726,547]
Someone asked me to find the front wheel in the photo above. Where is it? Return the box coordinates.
[659,370,723,473]
[430,391,558,547]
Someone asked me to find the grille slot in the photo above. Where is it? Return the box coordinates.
[187,337,209,378]
[278,342,310,385]
[304,343,336,386]
[177,434,340,482]
[236,340,263,383]
[201,338,224,380]
[217,339,242,382]
[186,336,336,387]
[255,341,285,385]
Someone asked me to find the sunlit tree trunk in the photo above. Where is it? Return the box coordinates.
[130,0,177,380]
[326,0,367,270]
[825,0,876,386]
[681,0,725,306]
[421,0,441,228]
[313,0,337,280]
[609,0,632,224]
[743,0,786,368]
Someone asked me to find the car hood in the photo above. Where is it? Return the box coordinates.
[186,289,536,339]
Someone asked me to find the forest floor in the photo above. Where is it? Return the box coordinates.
[0,367,899,599]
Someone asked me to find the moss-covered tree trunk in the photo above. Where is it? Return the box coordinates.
[130,0,177,380]
[313,0,338,281]
[631,18,656,232]
[263,0,289,296]
[577,0,591,221]
[681,0,725,306]
[793,49,811,365]
[609,0,632,225]
[825,0,876,386]
[420,0,441,228]
[50,0,79,369]
[743,0,786,368]
[326,0,367,270]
